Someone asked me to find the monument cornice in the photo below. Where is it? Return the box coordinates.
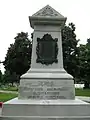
[29,16,67,28]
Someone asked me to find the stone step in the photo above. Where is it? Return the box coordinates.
[1,98,90,117]
[0,115,90,120]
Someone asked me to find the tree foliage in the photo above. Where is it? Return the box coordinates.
[62,23,79,78]
[3,32,32,83]
[3,71,19,85]
[0,70,2,84]
[78,39,90,88]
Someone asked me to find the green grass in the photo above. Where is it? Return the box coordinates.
[0,89,90,102]
[0,92,18,102]
[75,89,90,97]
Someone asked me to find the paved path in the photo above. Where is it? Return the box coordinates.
[0,90,18,94]
[76,96,90,103]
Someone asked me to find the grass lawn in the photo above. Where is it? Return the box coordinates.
[0,92,18,102]
[75,89,90,97]
[0,89,90,102]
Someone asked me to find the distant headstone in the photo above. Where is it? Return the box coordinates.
[1,5,90,120]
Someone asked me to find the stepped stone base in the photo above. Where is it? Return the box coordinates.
[0,97,90,120]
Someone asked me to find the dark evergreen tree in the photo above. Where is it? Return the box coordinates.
[62,23,79,78]
[3,32,32,83]
[0,70,2,85]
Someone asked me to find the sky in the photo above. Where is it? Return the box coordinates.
[0,0,90,73]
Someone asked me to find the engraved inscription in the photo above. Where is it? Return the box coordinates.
[19,81,69,99]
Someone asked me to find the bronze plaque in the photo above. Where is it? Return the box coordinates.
[36,34,58,65]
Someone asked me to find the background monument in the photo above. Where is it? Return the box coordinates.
[1,5,90,120]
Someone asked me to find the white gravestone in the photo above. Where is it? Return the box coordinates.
[1,5,90,120]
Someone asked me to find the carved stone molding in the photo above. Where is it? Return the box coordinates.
[36,6,58,16]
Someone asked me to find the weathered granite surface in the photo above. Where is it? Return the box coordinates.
[1,98,90,120]
[19,79,75,100]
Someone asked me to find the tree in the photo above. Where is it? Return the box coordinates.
[0,61,3,84]
[3,32,32,83]
[0,70,2,85]
[62,23,79,78]
[3,71,19,85]
[78,39,90,88]
[78,45,87,81]
[84,39,90,88]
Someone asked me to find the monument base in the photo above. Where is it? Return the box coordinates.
[19,69,75,100]
[1,97,90,120]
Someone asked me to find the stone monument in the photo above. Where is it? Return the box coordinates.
[1,5,90,120]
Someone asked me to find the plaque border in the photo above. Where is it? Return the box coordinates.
[36,34,58,65]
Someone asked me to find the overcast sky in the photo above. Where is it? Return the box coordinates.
[0,0,90,73]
